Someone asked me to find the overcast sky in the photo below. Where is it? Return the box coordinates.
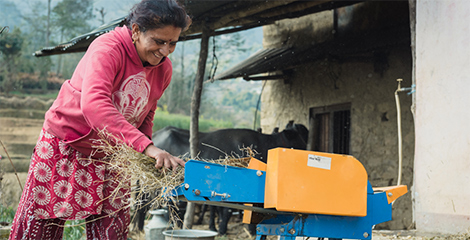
[2,0,140,28]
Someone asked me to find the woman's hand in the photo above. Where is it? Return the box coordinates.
[144,144,185,170]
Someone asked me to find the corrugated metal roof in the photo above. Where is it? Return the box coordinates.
[0,26,9,34]
[211,47,295,80]
[211,45,325,81]
[34,17,126,57]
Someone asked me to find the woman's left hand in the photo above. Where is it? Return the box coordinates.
[144,144,185,170]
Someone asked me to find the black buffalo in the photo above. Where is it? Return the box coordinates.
[136,122,308,234]
[152,122,308,162]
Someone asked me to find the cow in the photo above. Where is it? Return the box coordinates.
[153,122,308,162]
[135,122,308,234]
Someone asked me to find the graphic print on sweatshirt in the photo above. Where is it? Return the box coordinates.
[112,71,150,127]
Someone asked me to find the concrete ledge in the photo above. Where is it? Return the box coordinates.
[373,230,470,239]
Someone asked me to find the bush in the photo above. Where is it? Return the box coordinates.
[0,204,15,226]
[19,72,65,92]
[0,207,89,240]
[153,109,233,132]
[63,220,85,240]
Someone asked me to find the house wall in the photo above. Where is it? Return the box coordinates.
[414,0,470,234]
[260,2,414,229]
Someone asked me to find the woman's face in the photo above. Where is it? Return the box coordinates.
[132,23,182,66]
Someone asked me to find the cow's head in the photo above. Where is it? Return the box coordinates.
[282,122,309,150]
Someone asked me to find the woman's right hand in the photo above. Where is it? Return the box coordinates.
[143,144,185,170]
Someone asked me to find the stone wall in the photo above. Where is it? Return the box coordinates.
[260,2,414,230]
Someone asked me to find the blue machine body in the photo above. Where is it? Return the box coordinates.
[175,160,399,240]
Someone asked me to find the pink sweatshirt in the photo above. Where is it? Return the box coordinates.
[44,26,172,157]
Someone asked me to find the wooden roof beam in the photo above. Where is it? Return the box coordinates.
[215,0,352,32]
[255,0,330,19]
[227,0,362,26]
[211,0,297,29]
[185,0,297,34]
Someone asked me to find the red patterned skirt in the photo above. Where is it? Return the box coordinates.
[14,128,129,221]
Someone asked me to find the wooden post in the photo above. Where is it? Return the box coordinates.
[183,24,211,229]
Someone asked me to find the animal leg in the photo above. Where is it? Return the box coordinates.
[248,223,257,236]
[208,205,217,232]
[134,181,151,231]
[195,204,207,225]
[218,207,232,235]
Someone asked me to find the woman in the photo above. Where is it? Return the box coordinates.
[9,0,191,239]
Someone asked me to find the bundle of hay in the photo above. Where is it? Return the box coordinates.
[91,130,252,226]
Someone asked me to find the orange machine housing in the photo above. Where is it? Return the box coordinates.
[264,148,368,217]
[242,157,268,224]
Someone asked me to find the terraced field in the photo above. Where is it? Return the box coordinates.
[0,96,50,212]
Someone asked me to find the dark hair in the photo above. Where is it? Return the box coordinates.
[125,0,191,32]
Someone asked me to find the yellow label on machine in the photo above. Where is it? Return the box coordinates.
[264,148,368,217]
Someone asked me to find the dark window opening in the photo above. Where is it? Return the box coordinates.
[308,103,351,154]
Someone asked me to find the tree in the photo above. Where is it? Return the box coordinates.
[0,27,24,93]
[52,0,94,75]
[21,0,56,90]
[159,29,262,128]
[197,31,262,128]
[52,0,94,39]
[160,40,199,115]
[96,7,106,26]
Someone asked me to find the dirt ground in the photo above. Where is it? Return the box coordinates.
[128,211,470,240]
[130,221,470,240]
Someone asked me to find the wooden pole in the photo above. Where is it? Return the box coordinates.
[183,24,211,229]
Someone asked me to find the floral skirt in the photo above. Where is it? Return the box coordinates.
[15,128,129,221]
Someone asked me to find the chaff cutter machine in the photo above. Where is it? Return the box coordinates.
[174,148,407,240]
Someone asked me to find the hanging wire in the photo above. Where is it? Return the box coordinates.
[208,35,218,82]
[253,80,267,130]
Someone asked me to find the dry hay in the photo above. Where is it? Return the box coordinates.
[91,130,254,228]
